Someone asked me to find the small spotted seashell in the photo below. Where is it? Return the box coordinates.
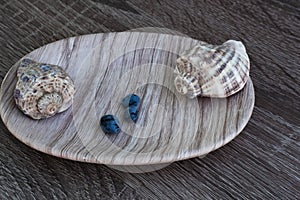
[174,40,250,98]
[100,115,121,134]
[14,58,75,119]
[122,94,140,123]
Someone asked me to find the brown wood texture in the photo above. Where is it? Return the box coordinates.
[0,32,254,165]
[0,0,299,199]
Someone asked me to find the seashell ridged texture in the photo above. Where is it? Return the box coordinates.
[174,40,250,98]
[14,58,75,119]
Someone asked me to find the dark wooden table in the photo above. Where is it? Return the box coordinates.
[1,0,299,199]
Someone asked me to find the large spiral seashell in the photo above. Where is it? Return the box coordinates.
[174,40,250,99]
[14,58,75,119]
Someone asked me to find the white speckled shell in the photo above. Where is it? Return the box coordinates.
[174,40,250,98]
[14,59,75,119]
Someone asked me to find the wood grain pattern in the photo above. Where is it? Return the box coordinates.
[0,32,254,165]
[1,0,299,199]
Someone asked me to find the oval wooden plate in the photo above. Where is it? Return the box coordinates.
[0,32,254,166]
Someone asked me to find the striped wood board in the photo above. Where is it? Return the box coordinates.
[0,32,255,166]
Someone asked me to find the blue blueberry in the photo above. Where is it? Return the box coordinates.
[122,94,140,108]
[100,115,121,134]
[125,106,139,123]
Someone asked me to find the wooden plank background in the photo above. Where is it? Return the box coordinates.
[0,0,299,199]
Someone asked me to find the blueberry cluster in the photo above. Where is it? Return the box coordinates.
[100,94,141,134]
